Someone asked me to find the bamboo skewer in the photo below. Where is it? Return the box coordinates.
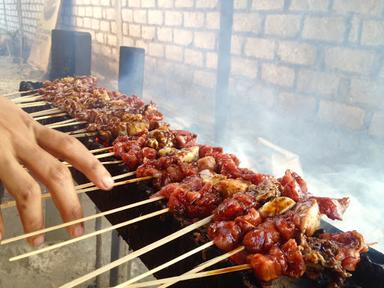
[45,118,78,127]
[114,241,215,288]
[74,171,136,190]
[47,120,87,129]
[89,146,113,154]
[159,246,246,288]
[63,151,115,167]
[66,128,88,134]
[99,160,123,165]
[19,101,50,108]
[9,208,170,262]
[11,94,42,103]
[33,112,68,121]
[1,196,164,245]
[29,108,62,117]
[59,216,213,288]
[0,176,153,209]
[1,89,38,97]
[122,264,251,288]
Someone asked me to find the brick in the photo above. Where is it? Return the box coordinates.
[277,92,317,116]
[83,18,91,28]
[95,31,104,42]
[277,42,316,65]
[103,8,115,20]
[93,6,102,18]
[194,31,216,49]
[184,12,205,28]
[148,42,164,57]
[100,0,111,6]
[91,18,100,30]
[233,13,262,32]
[318,100,365,130]
[350,79,384,106]
[174,29,193,45]
[231,57,258,79]
[297,70,339,96]
[111,22,117,34]
[244,37,275,60]
[333,0,383,16]
[85,6,92,17]
[369,112,384,138]
[261,64,295,87]
[77,6,85,16]
[157,27,173,42]
[75,17,83,27]
[265,15,301,38]
[361,20,384,46]
[251,0,284,10]
[148,10,163,25]
[165,11,182,26]
[184,49,204,66]
[158,0,173,8]
[206,52,218,69]
[289,0,329,11]
[128,0,140,7]
[206,12,220,30]
[122,9,133,22]
[231,35,243,55]
[142,0,155,7]
[108,34,117,46]
[302,16,346,43]
[133,9,146,24]
[196,0,218,8]
[166,45,183,61]
[135,40,148,50]
[129,24,141,37]
[193,70,216,88]
[175,0,194,8]
[234,0,248,10]
[324,47,376,75]
[122,36,135,46]
[142,26,156,40]
[349,16,360,43]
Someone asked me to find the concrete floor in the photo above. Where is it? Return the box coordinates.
[0,58,150,287]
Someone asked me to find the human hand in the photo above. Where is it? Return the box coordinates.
[0,97,114,246]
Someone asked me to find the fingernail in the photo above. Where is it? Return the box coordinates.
[72,225,84,237]
[33,235,44,247]
[0,232,2,242]
[101,176,114,190]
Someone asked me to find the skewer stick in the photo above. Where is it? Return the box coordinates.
[1,89,38,97]
[1,196,164,245]
[89,146,113,154]
[123,264,251,288]
[59,216,213,288]
[29,108,62,117]
[47,120,87,129]
[11,94,42,103]
[19,101,49,108]
[44,118,78,127]
[74,171,136,190]
[33,112,68,121]
[0,176,153,209]
[66,128,88,134]
[99,160,123,165]
[114,241,214,288]
[159,246,245,288]
[9,208,170,262]
[63,151,115,167]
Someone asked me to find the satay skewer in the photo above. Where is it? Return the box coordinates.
[59,216,213,288]
[1,196,164,245]
[1,89,38,97]
[123,264,251,288]
[29,107,62,117]
[19,101,50,108]
[44,118,79,127]
[0,175,153,209]
[47,120,87,129]
[9,208,170,262]
[115,241,214,287]
[158,246,246,288]
[72,132,97,138]
[33,112,68,121]
[11,94,42,103]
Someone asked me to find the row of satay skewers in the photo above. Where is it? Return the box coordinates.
[0,77,369,288]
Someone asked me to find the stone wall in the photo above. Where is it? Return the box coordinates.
[0,0,383,140]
